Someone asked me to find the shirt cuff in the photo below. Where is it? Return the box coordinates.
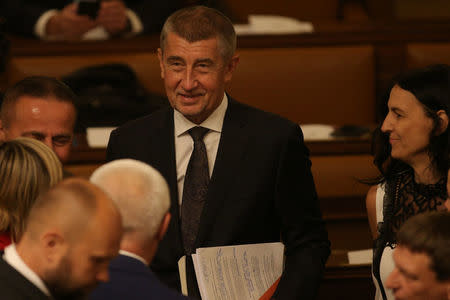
[125,9,143,37]
[34,9,59,39]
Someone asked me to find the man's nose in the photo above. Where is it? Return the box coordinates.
[43,137,54,150]
[181,68,198,91]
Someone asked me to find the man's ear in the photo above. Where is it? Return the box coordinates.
[224,54,239,83]
[436,110,449,135]
[157,48,165,79]
[156,212,171,241]
[41,231,66,266]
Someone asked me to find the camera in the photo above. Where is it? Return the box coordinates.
[76,0,101,19]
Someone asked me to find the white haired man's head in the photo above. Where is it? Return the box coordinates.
[90,159,170,243]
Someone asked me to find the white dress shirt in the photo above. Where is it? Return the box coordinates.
[174,94,228,208]
[119,249,148,266]
[3,244,51,296]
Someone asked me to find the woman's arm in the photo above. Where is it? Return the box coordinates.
[366,185,379,240]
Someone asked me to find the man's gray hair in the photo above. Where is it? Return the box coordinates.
[90,159,170,240]
[160,5,236,62]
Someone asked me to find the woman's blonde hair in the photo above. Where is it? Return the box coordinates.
[0,137,63,241]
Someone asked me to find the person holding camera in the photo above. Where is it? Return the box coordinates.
[1,0,177,40]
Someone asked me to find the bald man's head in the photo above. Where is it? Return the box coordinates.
[17,178,123,299]
[25,178,119,240]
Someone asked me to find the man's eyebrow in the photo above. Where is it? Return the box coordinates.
[22,131,46,138]
[195,58,214,65]
[166,56,184,63]
[398,265,418,280]
[52,134,72,139]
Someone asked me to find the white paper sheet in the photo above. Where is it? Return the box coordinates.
[192,242,284,300]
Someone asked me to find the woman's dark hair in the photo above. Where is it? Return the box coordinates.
[372,64,450,183]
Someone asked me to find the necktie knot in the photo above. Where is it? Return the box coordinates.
[189,126,209,142]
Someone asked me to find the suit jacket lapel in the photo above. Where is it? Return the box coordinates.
[195,99,249,245]
[149,109,183,254]
[0,257,50,300]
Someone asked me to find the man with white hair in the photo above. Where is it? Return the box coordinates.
[89,159,189,300]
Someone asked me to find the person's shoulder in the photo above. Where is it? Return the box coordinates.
[229,98,298,131]
[0,258,48,299]
[112,106,172,136]
[148,271,189,300]
[108,259,187,300]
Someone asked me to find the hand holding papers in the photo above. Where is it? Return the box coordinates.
[179,242,284,300]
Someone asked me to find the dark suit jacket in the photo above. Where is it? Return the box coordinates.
[89,254,188,300]
[106,99,330,300]
[1,0,178,37]
[0,256,50,300]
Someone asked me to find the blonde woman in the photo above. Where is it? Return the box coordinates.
[0,137,63,248]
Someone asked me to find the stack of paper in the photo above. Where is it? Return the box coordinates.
[179,242,284,300]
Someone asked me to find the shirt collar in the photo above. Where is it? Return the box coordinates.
[3,244,51,296]
[119,250,148,265]
[174,93,228,137]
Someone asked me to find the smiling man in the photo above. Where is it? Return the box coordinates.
[0,76,77,163]
[386,211,450,300]
[106,6,330,300]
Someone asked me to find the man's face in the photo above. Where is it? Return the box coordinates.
[158,33,238,124]
[386,245,449,300]
[0,96,76,163]
[44,210,122,299]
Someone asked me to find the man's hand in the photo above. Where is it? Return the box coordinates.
[45,3,97,40]
[96,0,129,36]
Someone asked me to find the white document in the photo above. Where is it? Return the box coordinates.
[190,242,284,300]
[178,255,188,296]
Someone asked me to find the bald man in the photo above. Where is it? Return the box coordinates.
[0,76,77,164]
[89,159,188,300]
[0,178,123,300]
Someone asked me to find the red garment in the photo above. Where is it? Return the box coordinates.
[0,232,11,250]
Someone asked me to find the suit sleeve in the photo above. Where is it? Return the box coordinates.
[273,124,330,300]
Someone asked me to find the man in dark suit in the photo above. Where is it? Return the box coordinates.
[106,6,330,300]
[0,178,123,300]
[1,0,177,40]
[89,159,189,300]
